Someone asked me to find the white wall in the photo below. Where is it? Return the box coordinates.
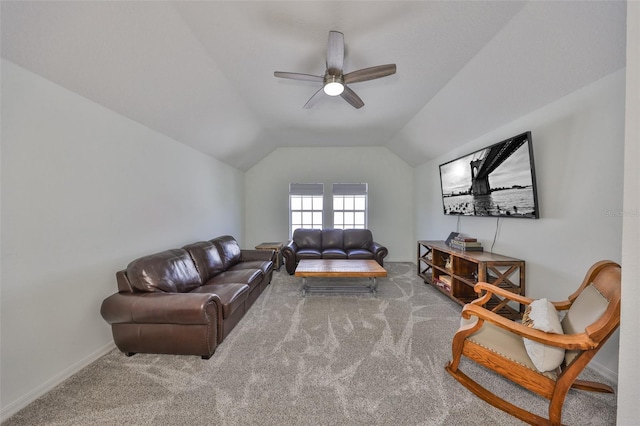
[0,59,245,420]
[414,69,626,378]
[245,146,414,262]
[617,0,640,422]
[2,20,635,422]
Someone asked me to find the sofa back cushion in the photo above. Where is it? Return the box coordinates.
[322,229,344,249]
[293,228,322,249]
[344,229,373,249]
[183,241,225,282]
[211,235,242,270]
[126,249,202,293]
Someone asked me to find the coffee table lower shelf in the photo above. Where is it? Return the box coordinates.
[300,277,381,295]
[294,259,387,296]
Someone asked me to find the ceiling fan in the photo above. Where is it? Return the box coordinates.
[274,31,396,109]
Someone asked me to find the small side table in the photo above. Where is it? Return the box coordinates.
[255,242,284,271]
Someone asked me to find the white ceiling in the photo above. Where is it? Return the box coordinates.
[1,1,627,170]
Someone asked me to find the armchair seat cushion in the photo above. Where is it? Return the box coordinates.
[468,321,557,380]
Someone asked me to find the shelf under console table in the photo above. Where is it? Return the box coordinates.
[417,240,525,319]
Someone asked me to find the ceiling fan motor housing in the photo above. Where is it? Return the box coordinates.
[323,74,345,96]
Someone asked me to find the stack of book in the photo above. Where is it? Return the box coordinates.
[450,236,484,252]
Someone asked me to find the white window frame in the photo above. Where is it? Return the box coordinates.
[289,183,324,238]
[332,183,368,229]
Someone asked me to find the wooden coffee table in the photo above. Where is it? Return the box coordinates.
[294,259,387,295]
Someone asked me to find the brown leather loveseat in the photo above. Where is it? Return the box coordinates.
[281,228,388,275]
[100,235,273,359]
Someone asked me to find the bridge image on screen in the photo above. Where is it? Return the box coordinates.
[470,136,526,196]
[439,132,539,218]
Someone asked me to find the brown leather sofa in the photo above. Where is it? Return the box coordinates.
[100,236,273,359]
[281,228,388,275]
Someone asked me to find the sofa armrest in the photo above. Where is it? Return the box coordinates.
[101,292,221,325]
[281,240,298,275]
[369,241,389,266]
[240,249,274,262]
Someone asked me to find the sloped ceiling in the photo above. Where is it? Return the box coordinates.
[1,1,627,170]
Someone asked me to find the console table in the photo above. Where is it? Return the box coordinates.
[417,240,525,319]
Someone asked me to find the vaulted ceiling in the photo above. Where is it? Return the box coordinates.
[1,1,627,170]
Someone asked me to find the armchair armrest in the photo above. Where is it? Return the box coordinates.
[461,303,598,351]
[472,282,536,307]
[101,292,221,325]
[472,281,572,311]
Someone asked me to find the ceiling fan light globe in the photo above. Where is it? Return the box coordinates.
[324,81,344,96]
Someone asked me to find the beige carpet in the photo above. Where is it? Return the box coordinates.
[4,263,617,425]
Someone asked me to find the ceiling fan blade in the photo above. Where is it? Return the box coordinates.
[303,87,325,109]
[274,71,323,82]
[341,86,364,109]
[344,64,397,84]
[326,31,344,75]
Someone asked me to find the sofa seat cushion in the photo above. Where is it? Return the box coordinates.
[126,249,202,293]
[228,261,272,277]
[322,249,348,259]
[207,269,263,291]
[347,249,375,260]
[297,249,322,259]
[191,283,248,319]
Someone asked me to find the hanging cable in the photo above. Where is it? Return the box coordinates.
[490,217,500,253]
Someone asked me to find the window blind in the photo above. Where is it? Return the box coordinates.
[332,183,367,195]
[289,183,324,196]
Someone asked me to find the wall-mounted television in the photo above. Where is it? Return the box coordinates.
[439,131,539,218]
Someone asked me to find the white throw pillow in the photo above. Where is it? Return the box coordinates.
[522,298,565,372]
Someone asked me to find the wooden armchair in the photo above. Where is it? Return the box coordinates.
[445,260,621,426]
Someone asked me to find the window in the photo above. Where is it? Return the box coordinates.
[289,183,324,237]
[332,183,367,229]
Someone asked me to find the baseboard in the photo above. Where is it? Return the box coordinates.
[587,360,619,385]
[1,342,116,422]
